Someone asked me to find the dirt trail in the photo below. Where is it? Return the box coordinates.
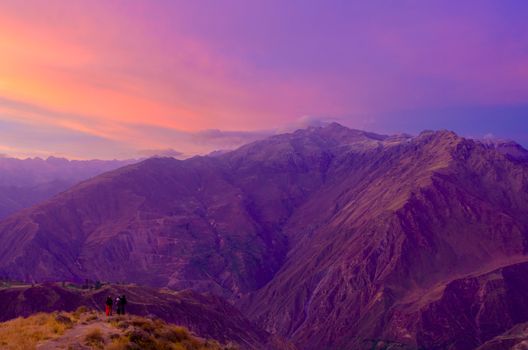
[37,313,123,350]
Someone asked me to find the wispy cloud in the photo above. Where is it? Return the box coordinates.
[137,149,184,158]
[0,96,273,159]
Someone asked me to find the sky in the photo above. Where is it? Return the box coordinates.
[0,0,527,159]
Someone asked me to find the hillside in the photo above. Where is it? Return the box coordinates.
[477,322,528,350]
[0,156,136,219]
[241,129,528,349]
[0,124,407,295]
[0,283,290,350]
[0,308,236,350]
[0,124,527,349]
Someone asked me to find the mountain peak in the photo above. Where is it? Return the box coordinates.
[417,129,459,140]
[414,129,463,150]
[319,122,386,138]
[321,121,348,131]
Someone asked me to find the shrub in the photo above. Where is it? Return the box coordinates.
[130,319,156,333]
[86,314,99,322]
[73,306,89,319]
[106,336,131,350]
[127,328,162,349]
[54,314,73,327]
[116,320,131,329]
[159,325,190,343]
[84,328,105,348]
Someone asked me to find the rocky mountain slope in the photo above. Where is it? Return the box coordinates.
[242,128,528,349]
[0,123,527,349]
[0,125,411,294]
[478,322,528,350]
[0,156,136,219]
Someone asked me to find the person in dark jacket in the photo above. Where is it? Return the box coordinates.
[105,296,113,316]
[120,295,127,315]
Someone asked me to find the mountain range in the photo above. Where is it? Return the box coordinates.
[0,156,136,219]
[0,123,527,349]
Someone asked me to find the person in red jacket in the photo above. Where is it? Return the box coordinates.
[105,296,113,316]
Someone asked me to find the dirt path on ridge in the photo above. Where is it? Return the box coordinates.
[37,312,124,350]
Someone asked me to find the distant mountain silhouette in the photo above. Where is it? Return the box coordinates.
[0,156,136,219]
[0,123,527,349]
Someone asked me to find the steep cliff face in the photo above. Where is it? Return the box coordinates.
[0,124,527,349]
[383,261,528,349]
[242,130,528,349]
[478,322,528,350]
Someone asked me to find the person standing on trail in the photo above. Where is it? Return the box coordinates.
[120,295,127,315]
[115,296,121,315]
[105,296,113,316]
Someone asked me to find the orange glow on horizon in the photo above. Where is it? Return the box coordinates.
[0,8,308,143]
[0,1,526,158]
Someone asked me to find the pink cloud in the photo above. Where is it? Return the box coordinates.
[0,1,526,157]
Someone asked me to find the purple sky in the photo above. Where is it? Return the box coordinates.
[0,0,527,158]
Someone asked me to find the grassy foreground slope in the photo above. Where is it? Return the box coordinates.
[0,308,237,350]
[0,283,295,349]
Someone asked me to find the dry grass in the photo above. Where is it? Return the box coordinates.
[84,328,105,348]
[72,306,88,319]
[0,312,75,350]
[106,335,130,350]
[115,315,238,350]
[85,314,100,322]
[0,310,237,350]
